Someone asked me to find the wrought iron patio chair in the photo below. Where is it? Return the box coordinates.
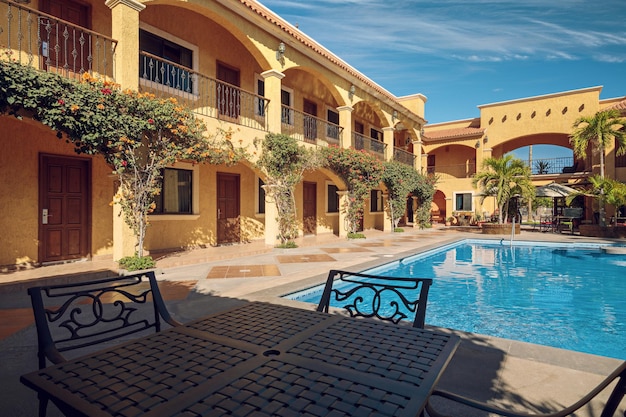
[27,271,182,417]
[426,360,626,417]
[316,269,432,328]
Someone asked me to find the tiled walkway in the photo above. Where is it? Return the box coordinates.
[2,226,625,416]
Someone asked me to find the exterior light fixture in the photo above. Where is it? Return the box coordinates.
[475,140,481,149]
[392,110,398,121]
[276,42,286,65]
[348,84,356,100]
[483,135,488,143]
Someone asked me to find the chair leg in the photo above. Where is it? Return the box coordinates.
[38,392,48,417]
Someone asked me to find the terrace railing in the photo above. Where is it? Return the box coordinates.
[393,147,416,167]
[0,0,116,80]
[281,105,342,145]
[521,156,578,175]
[140,52,269,131]
[352,132,386,159]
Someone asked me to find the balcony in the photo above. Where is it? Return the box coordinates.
[0,0,116,80]
[140,52,269,131]
[393,148,416,167]
[352,132,386,160]
[281,105,342,145]
[521,156,581,175]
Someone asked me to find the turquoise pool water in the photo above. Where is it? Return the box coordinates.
[287,240,626,360]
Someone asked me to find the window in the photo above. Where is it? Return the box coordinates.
[616,152,626,168]
[327,108,340,140]
[370,128,382,142]
[454,192,473,212]
[258,178,266,214]
[139,29,194,93]
[154,168,192,214]
[427,154,436,174]
[327,184,339,213]
[370,190,384,212]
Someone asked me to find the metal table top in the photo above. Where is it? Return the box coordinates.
[21,302,460,417]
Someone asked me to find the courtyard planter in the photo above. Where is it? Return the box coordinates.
[579,225,626,238]
[481,223,521,235]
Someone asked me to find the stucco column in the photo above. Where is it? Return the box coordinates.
[337,106,353,149]
[106,0,144,89]
[413,136,423,172]
[337,190,349,238]
[383,127,395,162]
[382,192,392,232]
[261,185,279,246]
[261,69,285,134]
[112,183,137,261]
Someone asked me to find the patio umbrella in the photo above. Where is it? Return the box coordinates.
[535,182,577,198]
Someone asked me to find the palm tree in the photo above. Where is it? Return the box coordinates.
[473,155,534,224]
[569,109,626,225]
[569,109,626,179]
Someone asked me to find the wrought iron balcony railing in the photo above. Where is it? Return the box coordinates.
[520,156,578,175]
[0,0,116,80]
[352,132,386,159]
[140,52,269,131]
[281,105,342,145]
[393,147,416,166]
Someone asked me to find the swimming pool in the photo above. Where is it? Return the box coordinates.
[286,239,626,360]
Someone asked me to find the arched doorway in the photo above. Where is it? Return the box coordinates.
[432,190,446,223]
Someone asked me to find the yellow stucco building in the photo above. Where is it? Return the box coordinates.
[0,0,624,269]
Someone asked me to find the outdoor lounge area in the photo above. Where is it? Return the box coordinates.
[2,227,625,417]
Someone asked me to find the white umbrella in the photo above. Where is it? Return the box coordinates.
[535,182,577,198]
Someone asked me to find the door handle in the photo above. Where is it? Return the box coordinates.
[218,209,221,219]
[42,209,50,224]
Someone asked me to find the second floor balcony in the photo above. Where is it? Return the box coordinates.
[281,105,342,145]
[352,132,386,160]
[393,148,416,167]
[1,0,116,80]
[140,52,269,131]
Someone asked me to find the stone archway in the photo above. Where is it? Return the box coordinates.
[431,190,446,223]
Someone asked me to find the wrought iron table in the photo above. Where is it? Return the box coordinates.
[21,302,460,417]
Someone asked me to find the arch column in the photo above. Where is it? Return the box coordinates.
[106,0,144,89]
[413,133,424,172]
[382,192,393,232]
[337,190,349,238]
[261,69,285,134]
[383,127,395,161]
[337,106,353,149]
[261,185,279,246]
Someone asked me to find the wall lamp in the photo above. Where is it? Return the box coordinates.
[483,135,488,144]
[392,110,398,121]
[348,84,356,100]
[276,42,286,66]
[475,140,481,149]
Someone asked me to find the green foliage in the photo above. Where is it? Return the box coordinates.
[321,146,383,233]
[570,109,626,179]
[473,155,533,224]
[276,241,298,249]
[0,60,245,256]
[255,134,322,244]
[393,227,404,233]
[382,161,420,228]
[118,255,156,271]
[347,232,366,239]
[566,175,626,223]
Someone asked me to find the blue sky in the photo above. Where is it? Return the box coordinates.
[259,0,626,131]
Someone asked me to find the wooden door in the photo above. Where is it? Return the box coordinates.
[303,182,317,235]
[216,62,241,119]
[39,155,90,263]
[40,0,92,74]
[217,173,240,244]
[303,99,317,142]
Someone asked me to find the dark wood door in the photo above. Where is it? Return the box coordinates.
[216,62,241,119]
[217,173,240,244]
[39,155,90,263]
[40,0,91,74]
[303,182,317,235]
[303,99,317,142]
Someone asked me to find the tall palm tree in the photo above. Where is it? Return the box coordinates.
[473,155,534,224]
[569,109,626,179]
[569,109,626,225]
